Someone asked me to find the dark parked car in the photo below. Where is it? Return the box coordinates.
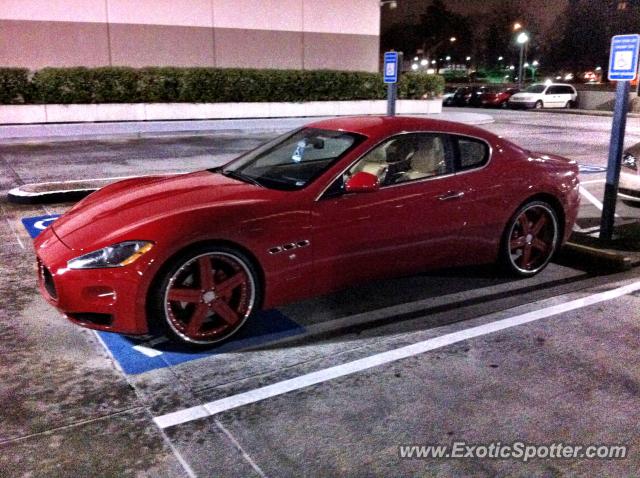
[451,86,484,107]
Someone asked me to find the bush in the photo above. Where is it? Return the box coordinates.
[398,73,445,99]
[0,68,31,104]
[13,67,444,104]
[31,68,95,103]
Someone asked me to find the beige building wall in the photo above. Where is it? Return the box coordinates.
[0,0,380,71]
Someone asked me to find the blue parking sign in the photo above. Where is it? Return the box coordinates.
[384,52,399,84]
[608,34,640,81]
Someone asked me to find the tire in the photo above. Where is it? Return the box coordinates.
[149,245,261,348]
[622,199,640,209]
[565,101,573,109]
[500,201,560,277]
[534,100,543,109]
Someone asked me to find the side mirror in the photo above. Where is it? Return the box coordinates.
[345,171,380,193]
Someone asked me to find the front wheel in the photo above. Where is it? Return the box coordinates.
[500,201,560,277]
[150,245,261,347]
[534,100,543,109]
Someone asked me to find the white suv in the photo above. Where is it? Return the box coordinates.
[508,83,578,109]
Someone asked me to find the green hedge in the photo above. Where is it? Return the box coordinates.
[0,68,30,104]
[0,67,444,104]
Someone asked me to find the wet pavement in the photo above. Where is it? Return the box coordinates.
[1,110,640,477]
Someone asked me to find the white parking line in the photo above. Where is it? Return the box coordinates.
[153,280,640,430]
[579,184,620,218]
[579,185,605,210]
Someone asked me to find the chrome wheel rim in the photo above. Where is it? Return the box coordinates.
[508,205,558,274]
[163,252,255,344]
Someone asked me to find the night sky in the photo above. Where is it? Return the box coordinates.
[382,0,569,35]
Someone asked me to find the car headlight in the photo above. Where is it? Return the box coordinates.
[622,153,637,171]
[67,241,154,269]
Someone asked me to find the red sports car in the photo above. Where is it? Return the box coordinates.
[34,116,580,347]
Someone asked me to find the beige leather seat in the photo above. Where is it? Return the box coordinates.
[403,138,446,181]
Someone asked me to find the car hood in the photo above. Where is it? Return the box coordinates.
[52,171,266,250]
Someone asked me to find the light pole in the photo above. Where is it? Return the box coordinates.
[531,60,539,82]
[516,32,529,88]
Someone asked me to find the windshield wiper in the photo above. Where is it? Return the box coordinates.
[221,170,263,187]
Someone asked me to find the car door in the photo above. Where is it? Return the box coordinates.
[545,85,562,107]
[311,133,468,294]
[446,134,509,265]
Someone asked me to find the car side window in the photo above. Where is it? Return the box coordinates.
[453,136,489,171]
[346,133,451,187]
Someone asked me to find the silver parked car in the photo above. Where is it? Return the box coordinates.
[620,143,640,208]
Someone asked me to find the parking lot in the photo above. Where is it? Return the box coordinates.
[1,109,640,477]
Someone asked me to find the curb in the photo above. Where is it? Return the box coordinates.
[560,242,637,272]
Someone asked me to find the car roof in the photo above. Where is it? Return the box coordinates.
[305,115,496,140]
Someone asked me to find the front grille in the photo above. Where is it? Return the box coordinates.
[39,261,58,299]
[619,187,640,199]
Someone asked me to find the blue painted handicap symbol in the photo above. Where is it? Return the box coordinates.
[22,214,306,374]
[22,214,61,239]
[97,309,305,375]
[578,164,607,174]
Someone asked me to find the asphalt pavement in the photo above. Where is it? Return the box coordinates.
[1,108,640,477]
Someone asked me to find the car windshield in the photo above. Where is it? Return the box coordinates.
[525,84,546,93]
[221,128,363,191]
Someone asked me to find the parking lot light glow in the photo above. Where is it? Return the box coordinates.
[498,56,504,61]
[595,66,602,71]
[420,59,428,66]
[411,63,419,71]
[450,37,456,42]
[466,56,471,61]
[545,78,553,85]
[431,60,436,64]
[532,60,539,66]
[516,32,529,44]
[446,56,451,61]
[513,22,522,31]
[509,65,515,70]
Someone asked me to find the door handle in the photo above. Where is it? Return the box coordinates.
[438,191,465,201]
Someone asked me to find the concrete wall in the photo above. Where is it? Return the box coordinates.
[0,100,443,125]
[0,0,380,72]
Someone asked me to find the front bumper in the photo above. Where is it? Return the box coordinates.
[619,171,640,204]
[34,226,154,335]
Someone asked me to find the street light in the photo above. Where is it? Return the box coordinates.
[513,22,522,31]
[466,56,471,61]
[450,37,457,42]
[516,31,530,88]
[420,58,428,66]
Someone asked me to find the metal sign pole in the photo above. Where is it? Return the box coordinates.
[600,80,630,241]
[387,82,397,116]
[383,51,399,116]
[599,34,640,241]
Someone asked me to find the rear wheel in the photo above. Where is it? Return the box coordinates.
[500,201,560,277]
[534,100,543,109]
[150,245,261,348]
[565,101,573,109]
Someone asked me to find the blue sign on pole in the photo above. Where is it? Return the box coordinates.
[383,51,399,84]
[608,34,640,81]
